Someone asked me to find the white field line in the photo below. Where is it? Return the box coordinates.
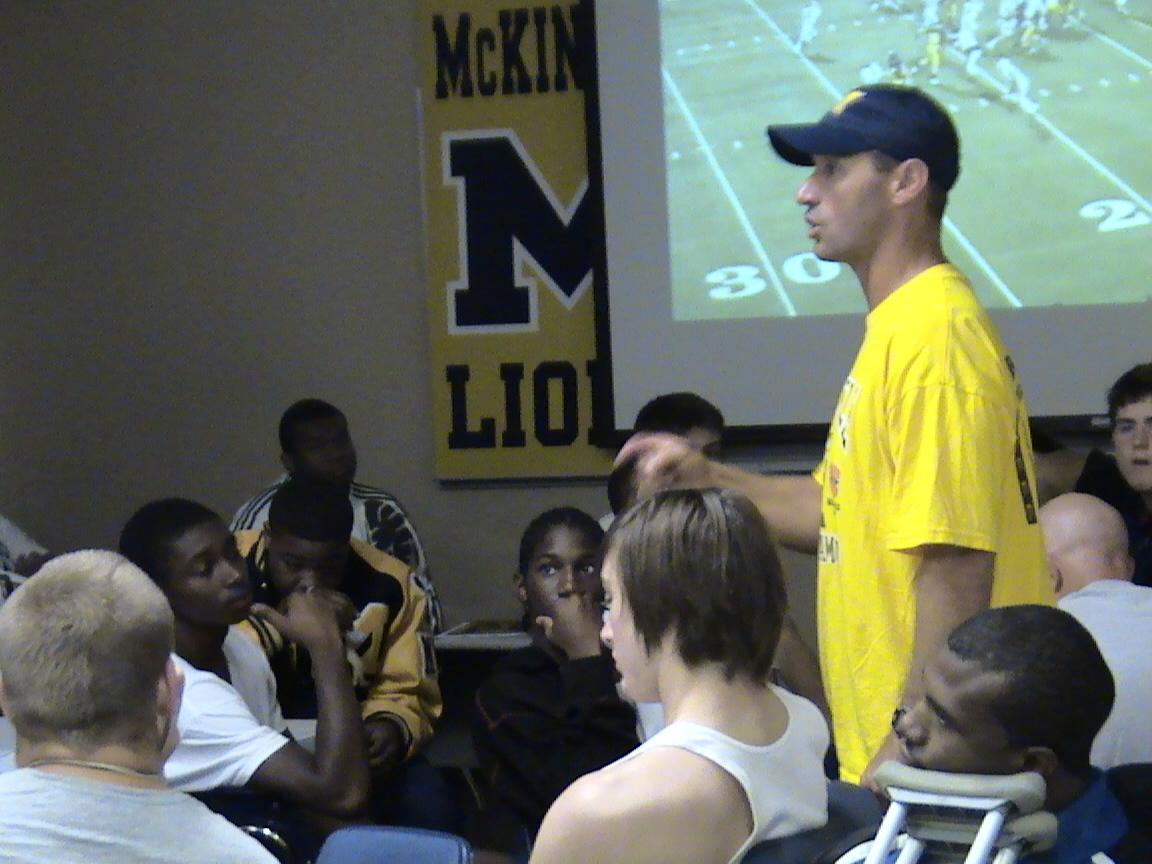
[1084,23,1152,71]
[662,65,798,316]
[954,48,1152,222]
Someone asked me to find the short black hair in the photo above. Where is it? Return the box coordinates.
[1107,363,1152,424]
[633,392,724,438]
[517,507,604,575]
[119,498,221,586]
[268,477,353,542]
[607,488,785,683]
[947,605,1114,776]
[278,398,346,453]
[607,456,639,516]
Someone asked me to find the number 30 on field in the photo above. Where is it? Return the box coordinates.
[705,254,841,300]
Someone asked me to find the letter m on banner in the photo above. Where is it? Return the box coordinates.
[442,130,593,333]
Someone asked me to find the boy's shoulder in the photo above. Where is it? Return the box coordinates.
[532,747,748,864]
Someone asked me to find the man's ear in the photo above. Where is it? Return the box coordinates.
[1119,551,1136,583]
[156,659,185,757]
[512,571,527,604]
[1020,746,1060,780]
[892,158,931,205]
[280,451,296,475]
[156,659,185,718]
[1049,561,1064,597]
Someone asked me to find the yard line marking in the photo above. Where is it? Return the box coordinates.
[939,222,1022,307]
[739,0,1021,307]
[1084,23,1152,72]
[739,0,843,98]
[955,49,1152,220]
[662,65,798,316]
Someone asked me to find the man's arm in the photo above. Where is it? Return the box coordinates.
[246,592,371,818]
[861,544,994,788]
[773,616,830,721]
[905,546,995,696]
[618,433,822,553]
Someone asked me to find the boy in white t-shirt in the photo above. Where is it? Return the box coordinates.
[119,498,370,821]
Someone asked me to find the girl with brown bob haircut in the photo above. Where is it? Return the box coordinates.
[531,488,830,864]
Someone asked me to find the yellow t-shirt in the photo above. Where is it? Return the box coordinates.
[815,264,1052,782]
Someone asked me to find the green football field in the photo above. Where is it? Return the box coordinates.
[660,0,1152,320]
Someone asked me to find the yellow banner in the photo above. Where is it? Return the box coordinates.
[420,2,611,479]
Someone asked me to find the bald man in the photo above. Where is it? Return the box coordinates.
[1041,493,1152,767]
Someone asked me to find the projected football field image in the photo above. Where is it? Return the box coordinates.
[662,0,1152,321]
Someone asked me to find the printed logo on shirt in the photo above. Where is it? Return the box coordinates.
[817,529,841,564]
[1005,353,1028,403]
[834,376,863,453]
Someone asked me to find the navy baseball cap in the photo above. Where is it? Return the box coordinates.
[766,85,960,191]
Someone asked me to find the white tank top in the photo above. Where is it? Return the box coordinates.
[610,687,830,864]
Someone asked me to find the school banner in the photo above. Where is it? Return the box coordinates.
[419,1,612,480]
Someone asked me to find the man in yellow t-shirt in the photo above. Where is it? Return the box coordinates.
[618,85,1051,786]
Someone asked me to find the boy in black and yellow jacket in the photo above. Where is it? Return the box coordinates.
[236,478,440,776]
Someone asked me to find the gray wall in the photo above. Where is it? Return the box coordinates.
[1,1,817,638]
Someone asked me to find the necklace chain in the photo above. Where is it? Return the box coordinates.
[26,758,160,779]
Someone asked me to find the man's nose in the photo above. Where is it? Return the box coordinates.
[295,570,321,591]
[893,705,926,746]
[796,174,817,206]
[221,560,246,588]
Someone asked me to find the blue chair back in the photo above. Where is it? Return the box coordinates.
[741,780,883,864]
[316,826,473,864]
